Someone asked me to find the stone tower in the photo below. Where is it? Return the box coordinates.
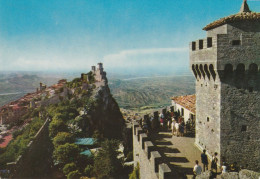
[189,0,260,171]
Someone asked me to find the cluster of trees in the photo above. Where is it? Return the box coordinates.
[66,72,95,89]
[0,109,45,168]
[48,99,125,178]
[47,76,128,178]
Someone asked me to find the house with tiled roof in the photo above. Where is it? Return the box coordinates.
[171,94,196,123]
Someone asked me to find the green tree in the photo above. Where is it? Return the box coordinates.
[129,163,140,179]
[53,132,74,147]
[84,165,93,177]
[93,139,123,178]
[53,143,80,165]
[67,170,81,179]
[63,162,77,176]
[49,119,68,138]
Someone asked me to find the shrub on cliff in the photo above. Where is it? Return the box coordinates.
[49,119,68,138]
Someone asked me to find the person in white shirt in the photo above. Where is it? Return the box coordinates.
[193,160,202,179]
[171,119,176,136]
[221,162,228,173]
[175,122,180,137]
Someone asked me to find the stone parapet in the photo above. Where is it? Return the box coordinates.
[159,163,171,179]
[144,141,155,159]
[136,127,143,141]
[150,151,161,173]
[140,133,148,149]
[133,121,172,179]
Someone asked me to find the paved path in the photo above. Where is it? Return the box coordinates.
[151,130,204,179]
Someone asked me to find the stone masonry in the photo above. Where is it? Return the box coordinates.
[189,1,260,172]
[133,121,173,179]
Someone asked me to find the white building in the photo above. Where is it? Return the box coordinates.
[171,95,196,123]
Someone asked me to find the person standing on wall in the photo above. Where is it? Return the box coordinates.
[193,160,202,179]
[201,149,208,172]
[211,152,218,178]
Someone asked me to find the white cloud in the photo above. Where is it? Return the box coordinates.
[103,47,189,69]
[104,47,188,60]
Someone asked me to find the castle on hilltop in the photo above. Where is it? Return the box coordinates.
[91,63,107,83]
[190,0,260,171]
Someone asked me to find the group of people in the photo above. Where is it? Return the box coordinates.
[193,150,241,178]
[157,110,195,137]
[193,151,219,178]
[170,117,186,137]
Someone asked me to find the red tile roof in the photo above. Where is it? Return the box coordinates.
[203,12,260,31]
[0,133,13,148]
[171,95,196,113]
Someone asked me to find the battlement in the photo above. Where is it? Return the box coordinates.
[190,24,260,72]
[190,36,216,52]
[133,121,172,179]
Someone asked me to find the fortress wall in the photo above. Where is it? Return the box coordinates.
[133,122,172,179]
[7,118,53,178]
[196,169,260,179]
[220,75,260,172]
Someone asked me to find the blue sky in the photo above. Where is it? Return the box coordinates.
[0,0,259,74]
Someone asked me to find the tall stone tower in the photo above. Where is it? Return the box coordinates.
[190,0,260,171]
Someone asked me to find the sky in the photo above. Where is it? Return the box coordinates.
[0,0,259,75]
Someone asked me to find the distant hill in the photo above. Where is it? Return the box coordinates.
[0,72,65,106]
[0,72,196,110]
[109,75,195,110]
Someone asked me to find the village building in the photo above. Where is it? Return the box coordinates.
[171,94,196,123]
[190,0,260,171]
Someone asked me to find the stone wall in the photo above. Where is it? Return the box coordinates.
[217,23,260,171]
[220,72,260,171]
[133,121,172,179]
[196,169,260,179]
[7,118,53,178]
[190,21,260,171]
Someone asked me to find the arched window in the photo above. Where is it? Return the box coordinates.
[224,64,233,77]
[248,63,258,74]
[196,64,201,79]
[248,63,258,92]
[209,64,216,81]
[204,64,210,80]
[235,63,245,89]
[199,64,205,79]
[192,64,198,78]
[236,63,245,75]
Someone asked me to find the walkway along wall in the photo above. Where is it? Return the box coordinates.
[133,121,172,179]
[7,118,53,178]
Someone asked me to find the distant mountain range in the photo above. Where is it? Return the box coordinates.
[0,72,66,106]
[109,75,195,110]
[0,72,195,110]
